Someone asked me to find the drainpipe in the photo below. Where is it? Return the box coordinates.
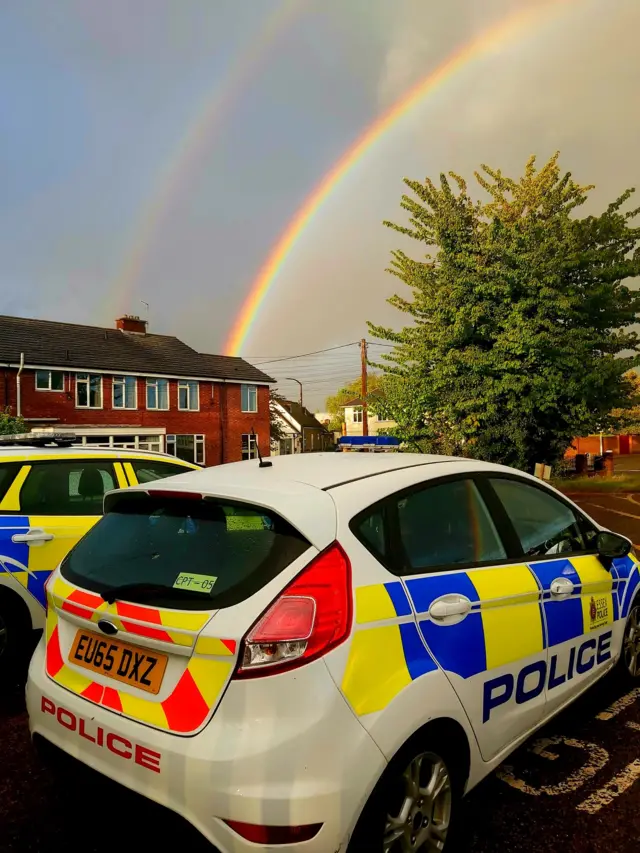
[16,353,25,417]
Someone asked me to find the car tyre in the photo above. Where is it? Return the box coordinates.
[618,596,640,682]
[0,590,32,680]
[348,732,463,853]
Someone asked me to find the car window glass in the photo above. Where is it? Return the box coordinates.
[20,462,116,516]
[129,460,191,484]
[357,509,387,558]
[396,478,506,572]
[490,478,588,557]
[0,464,21,504]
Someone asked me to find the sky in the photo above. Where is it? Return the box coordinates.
[1,0,639,408]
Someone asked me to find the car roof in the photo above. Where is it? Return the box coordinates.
[143,452,480,493]
[0,445,191,463]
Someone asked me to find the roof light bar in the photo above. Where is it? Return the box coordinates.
[0,431,78,448]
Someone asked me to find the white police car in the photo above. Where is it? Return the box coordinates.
[26,453,640,852]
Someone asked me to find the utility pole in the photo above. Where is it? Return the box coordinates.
[361,338,368,437]
[286,377,303,408]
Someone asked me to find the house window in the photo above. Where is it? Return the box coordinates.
[76,374,102,408]
[146,378,169,410]
[353,407,363,423]
[166,434,205,465]
[178,380,199,411]
[241,384,257,413]
[242,433,259,460]
[113,375,137,409]
[35,370,64,391]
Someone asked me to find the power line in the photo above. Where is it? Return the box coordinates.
[251,342,360,366]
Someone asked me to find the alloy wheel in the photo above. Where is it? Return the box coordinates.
[624,605,640,677]
[383,750,452,852]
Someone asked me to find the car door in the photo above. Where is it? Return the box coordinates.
[0,458,126,609]
[0,462,33,595]
[387,475,547,762]
[485,476,617,716]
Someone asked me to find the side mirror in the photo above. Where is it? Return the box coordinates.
[596,530,631,560]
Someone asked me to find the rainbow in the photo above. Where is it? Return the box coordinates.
[109,0,304,317]
[224,0,576,356]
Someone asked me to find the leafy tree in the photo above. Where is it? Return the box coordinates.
[609,371,640,434]
[369,154,640,471]
[325,374,386,432]
[0,409,25,436]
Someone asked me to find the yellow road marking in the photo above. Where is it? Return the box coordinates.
[576,759,640,814]
[596,688,640,721]
[497,737,609,796]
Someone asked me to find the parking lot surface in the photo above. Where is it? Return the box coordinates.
[1,493,640,852]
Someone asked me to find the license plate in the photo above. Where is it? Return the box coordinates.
[69,629,168,695]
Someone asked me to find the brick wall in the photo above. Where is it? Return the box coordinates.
[0,368,270,465]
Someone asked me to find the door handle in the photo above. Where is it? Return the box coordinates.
[12,528,54,545]
[429,594,472,623]
[550,577,574,598]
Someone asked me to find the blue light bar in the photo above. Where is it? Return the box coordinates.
[338,436,400,446]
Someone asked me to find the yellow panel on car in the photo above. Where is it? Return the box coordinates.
[341,625,411,716]
[472,565,543,669]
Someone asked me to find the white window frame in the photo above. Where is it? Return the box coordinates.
[241,384,258,413]
[35,369,64,392]
[112,375,138,410]
[165,434,205,465]
[353,407,363,424]
[146,378,169,411]
[178,380,199,412]
[76,373,103,409]
[241,433,259,460]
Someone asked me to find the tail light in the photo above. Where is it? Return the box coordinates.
[234,542,352,678]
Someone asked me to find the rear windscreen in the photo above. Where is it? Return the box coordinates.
[60,493,311,610]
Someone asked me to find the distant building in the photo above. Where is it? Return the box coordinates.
[0,313,275,465]
[271,400,334,454]
[341,397,397,437]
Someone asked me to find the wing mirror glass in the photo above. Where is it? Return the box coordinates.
[596,530,631,560]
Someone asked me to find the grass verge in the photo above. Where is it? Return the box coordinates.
[553,474,640,493]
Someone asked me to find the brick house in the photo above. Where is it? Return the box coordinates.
[0,314,274,466]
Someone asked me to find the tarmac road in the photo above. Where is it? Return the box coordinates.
[1,494,640,853]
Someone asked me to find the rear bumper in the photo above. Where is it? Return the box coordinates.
[27,638,386,853]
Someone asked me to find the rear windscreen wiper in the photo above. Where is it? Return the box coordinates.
[100,582,205,605]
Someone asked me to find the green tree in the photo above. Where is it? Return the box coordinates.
[0,409,25,436]
[369,154,640,470]
[325,374,386,432]
[609,371,640,434]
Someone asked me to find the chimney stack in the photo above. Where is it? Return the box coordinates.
[116,315,147,334]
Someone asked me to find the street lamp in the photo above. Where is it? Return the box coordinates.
[286,377,303,407]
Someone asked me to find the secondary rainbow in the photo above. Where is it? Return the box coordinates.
[224,0,577,356]
[109,0,304,318]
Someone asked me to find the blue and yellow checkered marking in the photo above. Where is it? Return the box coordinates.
[343,582,436,715]
[528,556,616,647]
[343,553,639,718]
[408,566,543,679]
[0,515,55,607]
[0,515,30,571]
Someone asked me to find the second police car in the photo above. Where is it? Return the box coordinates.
[0,433,198,677]
[26,453,640,852]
